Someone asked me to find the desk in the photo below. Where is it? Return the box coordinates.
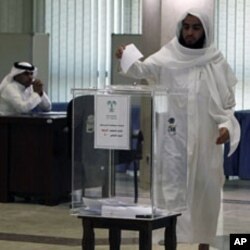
[0,113,71,205]
[79,213,180,250]
[224,110,250,179]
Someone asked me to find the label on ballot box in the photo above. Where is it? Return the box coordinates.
[94,95,130,150]
[230,234,250,250]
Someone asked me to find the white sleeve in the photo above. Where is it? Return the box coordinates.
[218,114,240,156]
[1,84,42,113]
[37,91,52,111]
[119,56,160,84]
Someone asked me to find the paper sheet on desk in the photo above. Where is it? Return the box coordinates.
[102,205,153,218]
[82,197,131,214]
[120,43,143,73]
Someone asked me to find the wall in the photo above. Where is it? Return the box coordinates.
[0,0,45,33]
[0,0,33,33]
[142,0,162,57]
[0,0,48,89]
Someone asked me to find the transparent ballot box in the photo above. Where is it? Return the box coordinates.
[70,85,188,219]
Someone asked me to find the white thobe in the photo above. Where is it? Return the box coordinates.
[122,41,240,244]
[0,81,51,115]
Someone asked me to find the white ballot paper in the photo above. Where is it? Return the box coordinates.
[120,43,143,73]
[102,205,153,218]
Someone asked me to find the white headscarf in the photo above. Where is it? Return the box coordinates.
[176,8,211,48]
[0,62,38,94]
[145,8,222,69]
[143,8,240,155]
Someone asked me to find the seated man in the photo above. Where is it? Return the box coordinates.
[0,61,51,115]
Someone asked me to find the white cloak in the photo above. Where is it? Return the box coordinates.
[0,81,51,115]
[121,10,240,244]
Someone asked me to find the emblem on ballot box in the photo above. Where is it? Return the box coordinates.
[168,117,176,135]
[107,100,117,112]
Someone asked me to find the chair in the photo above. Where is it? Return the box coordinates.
[116,129,144,203]
[67,96,144,203]
[67,95,110,198]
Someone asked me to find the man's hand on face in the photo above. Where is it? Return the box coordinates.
[32,79,44,96]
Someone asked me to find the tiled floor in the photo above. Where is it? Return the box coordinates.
[0,178,250,250]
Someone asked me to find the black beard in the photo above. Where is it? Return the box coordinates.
[178,33,205,49]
